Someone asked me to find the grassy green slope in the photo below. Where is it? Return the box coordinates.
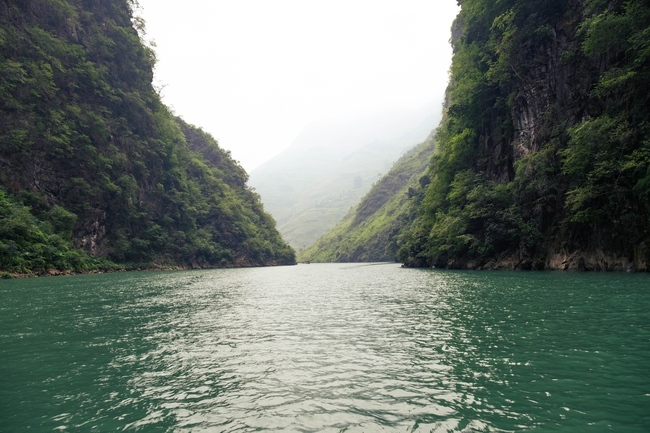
[299,136,435,262]
[273,148,395,252]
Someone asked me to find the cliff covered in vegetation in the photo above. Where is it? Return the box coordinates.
[0,0,294,274]
[398,0,650,271]
[308,0,649,271]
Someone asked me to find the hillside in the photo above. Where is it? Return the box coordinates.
[0,0,294,274]
[249,105,439,250]
[299,135,435,262]
[307,0,650,271]
[397,0,650,271]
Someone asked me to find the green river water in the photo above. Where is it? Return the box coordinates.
[1,263,649,432]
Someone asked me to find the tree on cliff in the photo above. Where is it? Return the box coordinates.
[0,0,294,274]
[394,0,650,270]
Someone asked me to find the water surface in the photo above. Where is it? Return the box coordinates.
[1,264,649,432]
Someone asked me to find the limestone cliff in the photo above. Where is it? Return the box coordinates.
[397,0,650,271]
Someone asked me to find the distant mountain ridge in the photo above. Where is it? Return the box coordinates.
[299,133,435,263]
[249,104,440,250]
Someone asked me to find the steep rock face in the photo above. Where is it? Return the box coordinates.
[0,0,294,273]
[398,0,650,271]
[510,11,586,158]
[475,1,594,180]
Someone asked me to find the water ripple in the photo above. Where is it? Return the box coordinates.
[1,264,649,432]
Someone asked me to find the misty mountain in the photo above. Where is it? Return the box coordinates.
[299,134,435,263]
[249,104,440,250]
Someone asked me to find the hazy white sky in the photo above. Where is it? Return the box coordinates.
[136,0,460,171]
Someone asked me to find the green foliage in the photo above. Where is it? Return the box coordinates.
[558,0,650,250]
[0,188,114,274]
[397,0,650,268]
[0,0,294,274]
[300,138,436,263]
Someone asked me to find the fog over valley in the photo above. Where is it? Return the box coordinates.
[135,0,459,171]
[249,103,441,250]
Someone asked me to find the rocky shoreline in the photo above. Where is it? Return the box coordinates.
[402,248,648,272]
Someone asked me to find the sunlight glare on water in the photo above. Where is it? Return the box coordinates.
[1,263,649,432]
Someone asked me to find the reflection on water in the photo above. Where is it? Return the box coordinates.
[1,264,649,432]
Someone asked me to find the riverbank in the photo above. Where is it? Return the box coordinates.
[1,259,298,279]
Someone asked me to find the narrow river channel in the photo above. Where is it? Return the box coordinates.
[1,263,649,432]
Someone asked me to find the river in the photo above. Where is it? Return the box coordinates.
[1,263,649,432]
